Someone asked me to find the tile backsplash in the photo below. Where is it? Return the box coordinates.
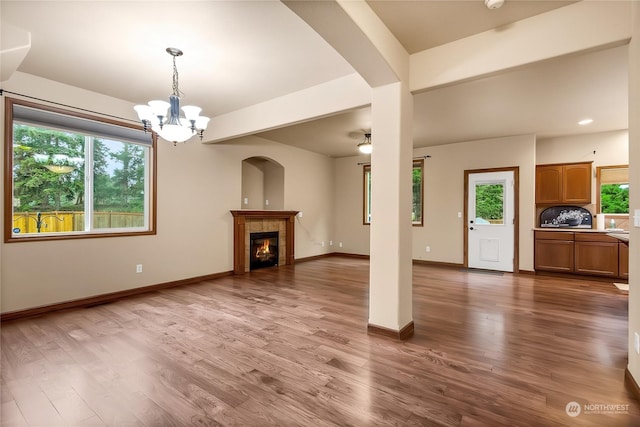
[599,215,629,230]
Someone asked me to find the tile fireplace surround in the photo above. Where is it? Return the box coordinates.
[230,210,298,274]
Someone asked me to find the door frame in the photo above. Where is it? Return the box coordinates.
[464,167,520,273]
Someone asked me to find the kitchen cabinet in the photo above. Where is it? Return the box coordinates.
[535,165,563,204]
[534,231,627,279]
[619,242,629,279]
[534,231,574,272]
[535,162,592,205]
[574,233,618,277]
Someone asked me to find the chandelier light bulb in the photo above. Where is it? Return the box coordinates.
[182,105,202,121]
[196,116,210,128]
[148,100,170,118]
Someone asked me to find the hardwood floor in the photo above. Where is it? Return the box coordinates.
[2,257,639,426]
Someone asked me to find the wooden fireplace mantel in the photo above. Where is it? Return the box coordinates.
[230,210,298,274]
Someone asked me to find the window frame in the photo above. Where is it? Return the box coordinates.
[473,180,506,225]
[595,164,629,215]
[363,164,372,225]
[412,159,424,226]
[4,97,157,243]
[362,159,424,227]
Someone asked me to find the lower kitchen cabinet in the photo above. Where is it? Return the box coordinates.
[574,241,618,277]
[534,233,574,272]
[534,231,627,279]
[619,242,629,279]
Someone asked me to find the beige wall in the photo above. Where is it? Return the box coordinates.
[241,157,285,210]
[537,130,629,166]
[241,160,264,209]
[415,135,537,270]
[263,160,285,210]
[0,73,629,314]
[333,135,537,270]
[333,155,371,255]
[0,73,335,313]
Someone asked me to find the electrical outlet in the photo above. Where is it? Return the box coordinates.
[329,241,333,246]
[265,199,269,206]
[243,197,248,205]
[136,264,143,273]
[321,241,325,247]
[339,242,343,248]
[635,332,639,354]
[457,212,462,218]
[426,246,431,252]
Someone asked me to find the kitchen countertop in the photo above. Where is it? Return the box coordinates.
[533,227,627,233]
[607,232,630,243]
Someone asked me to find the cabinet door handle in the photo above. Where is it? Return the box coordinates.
[469,227,474,231]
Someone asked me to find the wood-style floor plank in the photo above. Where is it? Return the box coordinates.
[2,257,639,426]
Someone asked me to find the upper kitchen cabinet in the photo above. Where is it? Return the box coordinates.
[536,162,592,205]
[536,165,563,204]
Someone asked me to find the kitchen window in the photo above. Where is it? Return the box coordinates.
[4,97,156,242]
[596,165,629,214]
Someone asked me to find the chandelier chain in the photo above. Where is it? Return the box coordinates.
[172,56,183,98]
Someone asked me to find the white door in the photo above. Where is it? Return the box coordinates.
[467,171,515,272]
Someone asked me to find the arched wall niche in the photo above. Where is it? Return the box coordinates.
[241,156,285,210]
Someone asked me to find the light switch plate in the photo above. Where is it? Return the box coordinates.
[634,209,640,228]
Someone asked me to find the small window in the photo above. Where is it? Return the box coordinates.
[363,160,424,226]
[363,164,372,224]
[412,159,424,226]
[474,182,505,225]
[596,165,629,214]
[5,97,156,242]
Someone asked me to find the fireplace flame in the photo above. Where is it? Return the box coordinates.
[256,239,271,258]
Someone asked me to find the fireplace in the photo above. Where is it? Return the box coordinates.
[230,210,298,274]
[250,232,279,270]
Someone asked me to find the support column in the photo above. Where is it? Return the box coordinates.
[626,0,640,393]
[367,81,414,339]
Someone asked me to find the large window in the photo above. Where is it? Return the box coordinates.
[596,165,629,214]
[363,159,424,226]
[5,97,156,242]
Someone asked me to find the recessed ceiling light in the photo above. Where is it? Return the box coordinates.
[578,119,593,126]
[484,0,504,9]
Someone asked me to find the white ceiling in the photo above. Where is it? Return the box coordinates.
[0,1,354,115]
[0,1,629,158]
[367,0,578,54]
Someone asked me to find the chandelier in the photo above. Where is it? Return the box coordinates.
[357,133,372,154]
[134,48,210,146]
